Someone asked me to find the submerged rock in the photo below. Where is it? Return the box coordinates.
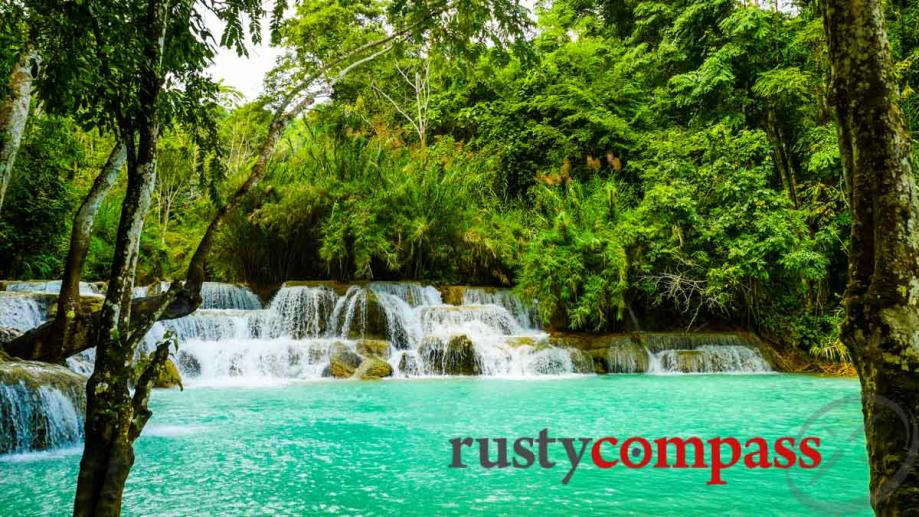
[0,359,87,454]
[356,339,392,359]
[419,334,480,375]
[355,358,393,379]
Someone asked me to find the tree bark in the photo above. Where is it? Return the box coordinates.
[73,0,168,513]
[820,0,919,512]
[48,143,127,353]
[0,43,38,215]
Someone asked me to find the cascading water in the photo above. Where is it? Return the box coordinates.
[3,280,102,296]
[199,282,262,310]
[640,334,771,374]
[462,287,540,329]
[130,283,772,384]
[0,362,86,454]
[159,281,588,384]
[0,294,48,332]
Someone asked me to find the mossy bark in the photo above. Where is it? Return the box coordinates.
[821,0,919,511]
[0,42,37,215]
[73,1,168,514]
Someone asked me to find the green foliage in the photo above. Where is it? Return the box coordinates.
[0,116,86,278]
[4,0,892,365]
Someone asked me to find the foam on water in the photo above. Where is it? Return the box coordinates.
[200,282,262,310]
[0,294,47,332]
[4,280,102,296]
[139,282,772,384]
[0,382,84,454]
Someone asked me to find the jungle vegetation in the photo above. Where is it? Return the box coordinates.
[2,0,919,511]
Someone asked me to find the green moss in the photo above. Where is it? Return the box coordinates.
[355,358,393,379]
[155,359,182,389]
[356,339,392,359]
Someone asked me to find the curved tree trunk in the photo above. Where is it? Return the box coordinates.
[46,143,127,355]
[0,43,38,215]
[820,0,919,512]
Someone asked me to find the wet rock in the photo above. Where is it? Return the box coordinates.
[569,349,594,373]
[505,336,538,348]
[0,327,22,345]
[329,344,362,378]
[355,358,393,380]
[419,334,480,375]
[398,353,422,376]
[45,295,105,318]
[605,342,650,373]
[155,359,183,389]
[438,286,466,306]
[176,351,201,377]
[356,339,392,359]
[335,289,390,340]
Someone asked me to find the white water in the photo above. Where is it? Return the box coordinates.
[0,281,772,384]
[0,382,84,454]
[199,282,261,310]
[0,294,47,332]
[4,280,102,296]
[648,345,771,374]
[463,287,540,329]
[152,283,770,384]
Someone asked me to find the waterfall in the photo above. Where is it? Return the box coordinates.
[647,345,771,374]
[252,286,338,339]
[0,363,86,455]
[4,280,102,296]
[123,283,773,384]
[200,282,262,310]
[462,287,540,328]
[160,310,255,342]
[0,294,48,332]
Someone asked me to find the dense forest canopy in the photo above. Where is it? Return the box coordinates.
[3,0,919,358]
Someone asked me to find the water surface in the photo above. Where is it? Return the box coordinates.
[0,375,869,516]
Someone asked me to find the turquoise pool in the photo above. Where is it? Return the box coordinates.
[0,375,870,515]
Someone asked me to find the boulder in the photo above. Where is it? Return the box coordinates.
[355,358,393,380]
[356,339,392,359]
[155,359,183,389]
[419,334,480,375]
[328,344,363,378]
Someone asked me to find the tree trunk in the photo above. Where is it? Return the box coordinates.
[49,143,127,353]
[73,0,168,513]
[820,0,919,512]
[0,43,38,215]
